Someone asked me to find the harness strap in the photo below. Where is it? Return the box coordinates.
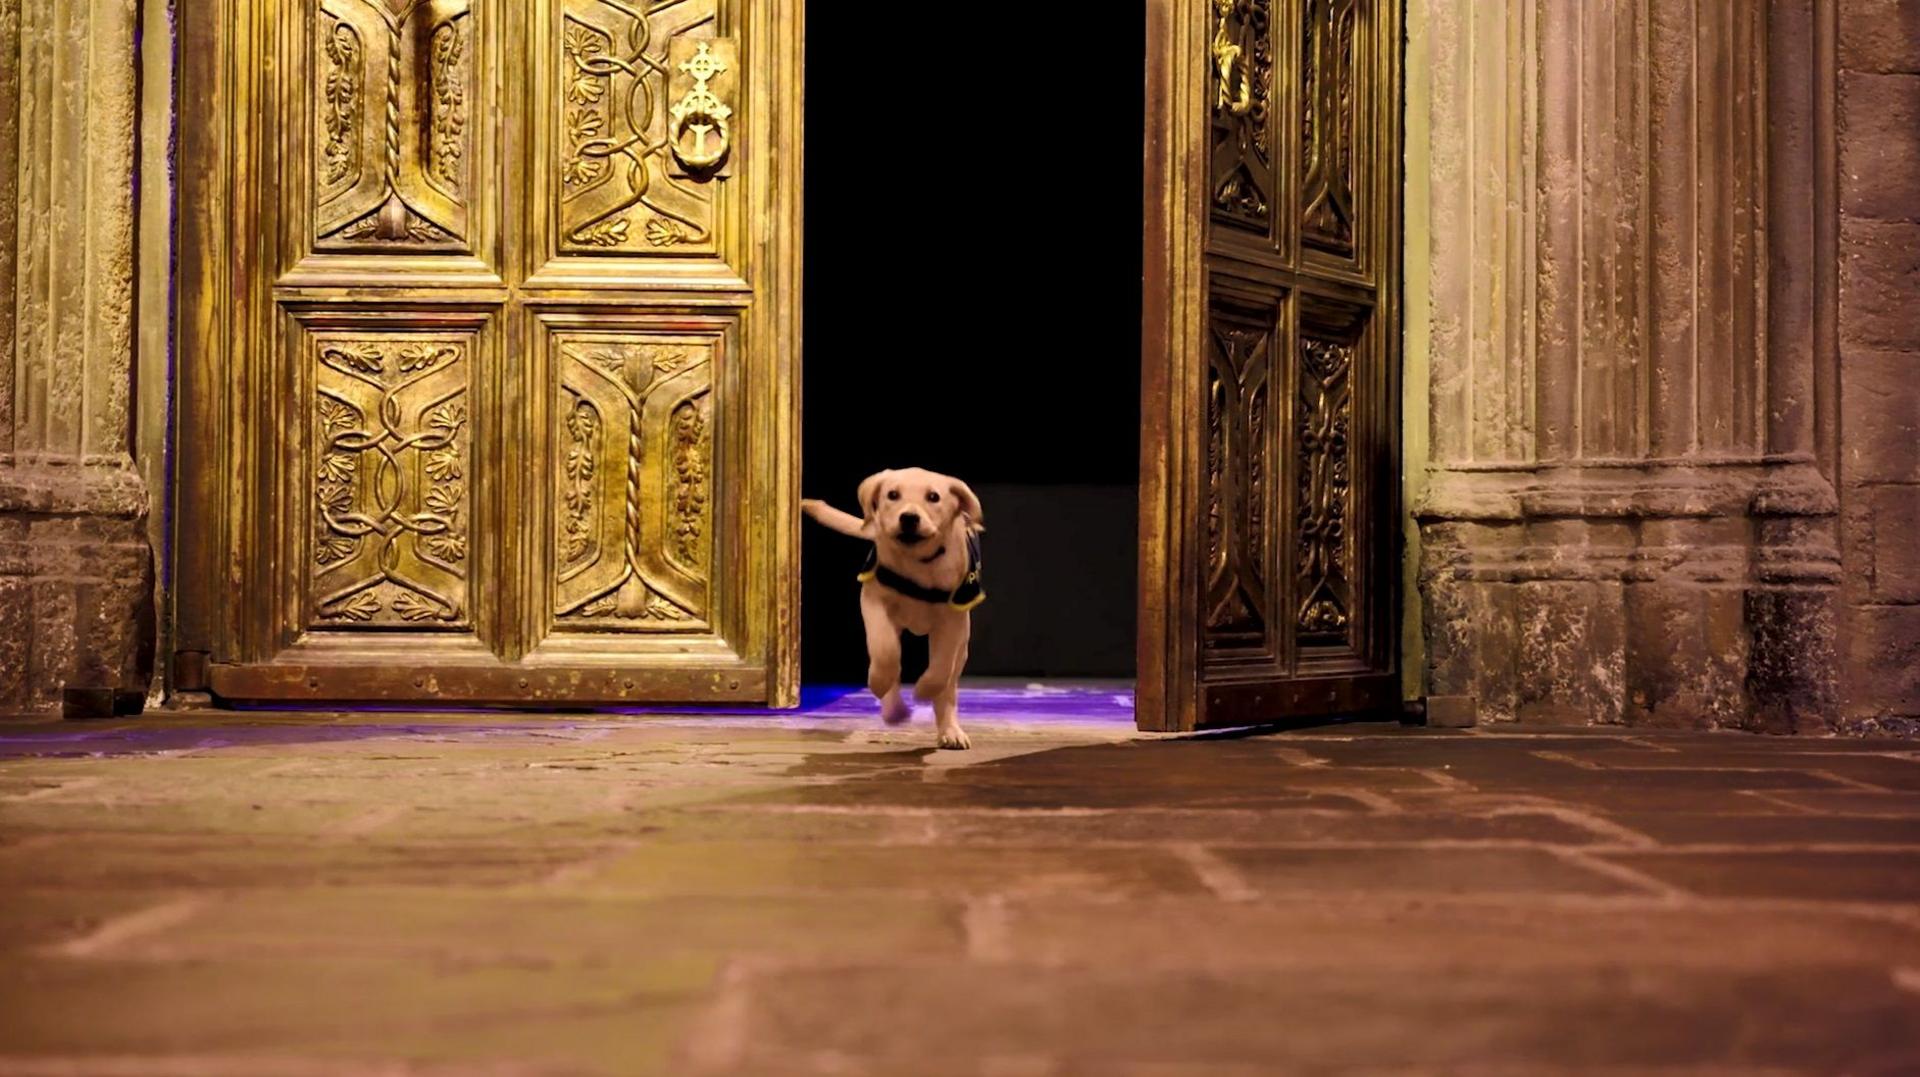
[857,533,985,610]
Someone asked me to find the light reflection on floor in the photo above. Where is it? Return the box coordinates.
[0,681,1139,758]
[613,680,1137,723]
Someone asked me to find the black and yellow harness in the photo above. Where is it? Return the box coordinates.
[857,532,986,611]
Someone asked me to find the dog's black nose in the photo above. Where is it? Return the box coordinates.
[899,512,921,532]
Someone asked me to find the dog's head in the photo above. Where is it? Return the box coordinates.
[856,467,983,549]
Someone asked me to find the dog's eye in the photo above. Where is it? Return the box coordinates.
[886,490,900,501]
[926,492,941,503]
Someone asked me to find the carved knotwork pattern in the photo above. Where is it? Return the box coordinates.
[315,0,474,250]
[1296,336,1353,641]
[555,337,714,629]
[1302,0,1359,256]
[312,335,470,627]
[560,2,720,253]
[1204,319,1274,652]
[1209,0,1274,231]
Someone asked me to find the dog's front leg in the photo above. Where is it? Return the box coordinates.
[860,588,911,724]
[918,616,972,750]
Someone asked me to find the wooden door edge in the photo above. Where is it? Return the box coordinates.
[1137,0,1208,734]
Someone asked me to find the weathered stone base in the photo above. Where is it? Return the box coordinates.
[0,463,154,712]
[1838,599,1920,737]
[1419,464,1840,732]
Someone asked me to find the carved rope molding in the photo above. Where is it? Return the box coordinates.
[1,0,146,514]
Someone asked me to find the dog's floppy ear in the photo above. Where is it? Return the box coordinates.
[949,479,984,533]
[856,470,894,523]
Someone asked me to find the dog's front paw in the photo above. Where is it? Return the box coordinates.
[936,725,971,750]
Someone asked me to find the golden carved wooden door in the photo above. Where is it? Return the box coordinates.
[1138,0,1401,731]
[175,0,801,706]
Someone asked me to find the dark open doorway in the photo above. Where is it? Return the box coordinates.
[800,8,1147,687]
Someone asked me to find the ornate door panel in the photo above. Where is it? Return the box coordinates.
[176,0,801,705]
[1140,0,1401,731]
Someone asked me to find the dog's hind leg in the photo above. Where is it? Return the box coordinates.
[860,589,911,724]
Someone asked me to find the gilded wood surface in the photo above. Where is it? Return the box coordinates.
[553,334,713,629]
[1203,301,1274,656]
[558,1,724,253]
[1144,0,1401,730]
[1294,332,1353,642]
[1209,0,1274,232]
[1300,0,1359,259]
[315,0,474,249]
[311,330,472,627]
[176,0,800,705]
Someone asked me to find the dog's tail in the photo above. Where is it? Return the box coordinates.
[801,499,869,538]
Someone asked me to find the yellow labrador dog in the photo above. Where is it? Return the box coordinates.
[802,468,985,749]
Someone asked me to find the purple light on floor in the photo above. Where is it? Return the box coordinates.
[603,682,1136,722]
[0,683,1138,758]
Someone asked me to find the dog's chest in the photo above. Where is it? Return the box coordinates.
[874,587,943,636]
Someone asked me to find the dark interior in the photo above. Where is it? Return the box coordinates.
[800,8,1146,685]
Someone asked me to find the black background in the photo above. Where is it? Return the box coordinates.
[799,7,1146,684]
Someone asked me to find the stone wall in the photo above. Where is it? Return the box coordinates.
[0,0,154,711]
[1838,0,1920,734]
[1414,0,1850,730]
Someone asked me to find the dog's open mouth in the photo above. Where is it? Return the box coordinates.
[894,530,927,545]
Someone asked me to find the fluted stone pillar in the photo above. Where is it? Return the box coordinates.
[0,0,154,709]
[1416,0,1842,730]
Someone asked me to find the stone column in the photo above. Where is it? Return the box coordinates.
[1416,0,1841,730]
[0,0,154,710]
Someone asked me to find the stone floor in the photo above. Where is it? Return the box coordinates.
[2,686,1919,1074]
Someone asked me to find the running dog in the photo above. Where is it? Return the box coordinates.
[802,468,985,749]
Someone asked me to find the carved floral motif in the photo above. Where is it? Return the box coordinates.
[670,400,709,567]
[429,20,467,190]
[321,19,363,187]
[562,399,600,565]
[1296,336,1353,639]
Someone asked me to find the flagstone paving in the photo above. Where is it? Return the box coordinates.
[1,697,1918,1074]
